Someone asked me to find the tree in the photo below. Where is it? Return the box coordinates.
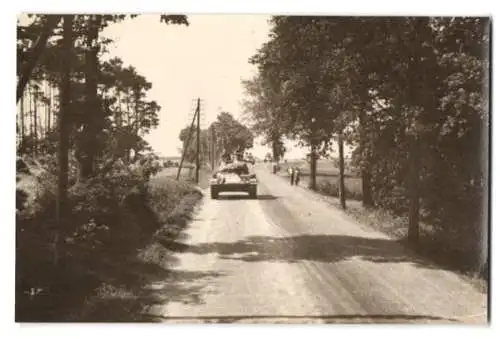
[178,126,210,164]
[75,15,101,179]
[16,14,192,320]
[338,17,488,264]
[53,14,73,267]
[17,15,62,103]
[249,16,490,271]
[98,59,161,162]
[250,17,357,190]
[211,112,254,155]
[17,14,188,168]
[242,73,287,162]
[179,111,254,165]
[19,91,25,150]
[74,15,174,179]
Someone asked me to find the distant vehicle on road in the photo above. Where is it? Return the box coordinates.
[209,161,258,199]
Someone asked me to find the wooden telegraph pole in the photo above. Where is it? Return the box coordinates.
[195,98,201,184]
[176,99,200,181]
[211,126,216,170]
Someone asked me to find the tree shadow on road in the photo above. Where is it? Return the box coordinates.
[216,194,279,200]
[170,234,441,270]
[72,253,224,322]
[136,313,459,324]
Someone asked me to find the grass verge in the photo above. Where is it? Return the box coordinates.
[16,172,205,322]
[70,175,204,322]
[158,166,211,190]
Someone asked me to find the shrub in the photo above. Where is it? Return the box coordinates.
[16,154,195,321]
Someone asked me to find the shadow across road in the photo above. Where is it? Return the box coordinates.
[168,234,438,269]
[216,194,279,201]
[138,313,458,324]
[71,254,223,322]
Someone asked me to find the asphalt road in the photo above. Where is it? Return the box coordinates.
[145,164,488,324]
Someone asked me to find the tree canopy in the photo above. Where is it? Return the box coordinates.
[244,16,490,269]
[179,111,254,164]
[17,14,188,169]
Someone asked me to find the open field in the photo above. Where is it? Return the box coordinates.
[283,159,339,174]
[278,159,362,200]
[283,158,358,176]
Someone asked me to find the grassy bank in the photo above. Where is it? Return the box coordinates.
[73,176,204,322]
[16,159,206,322]
[159,165,211,189]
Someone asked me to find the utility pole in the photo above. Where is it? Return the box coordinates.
[196,98,201,184]
[211,127,216,170]
[208,125,212,170]
[176,100,199,180]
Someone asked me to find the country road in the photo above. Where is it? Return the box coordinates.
[144,164,488,324]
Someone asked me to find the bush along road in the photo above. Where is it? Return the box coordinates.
[16,158,206,322]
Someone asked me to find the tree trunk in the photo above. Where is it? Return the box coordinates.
[116,90,122,128]
[38,114,44,147]
[359,110,374,207]
[124,95,131,163]
[33,87,38,156]
[272,140,278,162]
[20,93,25,151]
[78,15,101,180]
[309,144,317,191]
[408,134,421,245]
[29,87,34,140]
[17,15,61,103]
[126,91,131,127]
[134,91,140,136]
[47,84,52,133]
[44,86,48,137]
[44,81,49,137]
[54,14,73,268]
[338,131,346,210]
[361,169,374,206]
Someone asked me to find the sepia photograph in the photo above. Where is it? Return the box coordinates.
[14,11,490,325]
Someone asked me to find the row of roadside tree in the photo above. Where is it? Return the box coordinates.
[242,16,490,275]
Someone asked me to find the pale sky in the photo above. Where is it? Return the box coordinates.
[102,14,287,158]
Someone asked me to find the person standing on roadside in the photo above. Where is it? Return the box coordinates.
[288,167,294,185]
[294,166,301,186]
